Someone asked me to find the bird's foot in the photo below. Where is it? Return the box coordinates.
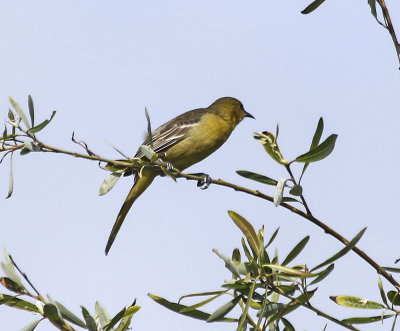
[160,162,174,177]
[190,173,212,190]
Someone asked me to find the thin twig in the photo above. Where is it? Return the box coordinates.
[9,255,45,301]
[376,0,400,68]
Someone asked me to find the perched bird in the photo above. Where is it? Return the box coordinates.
[105,97,254,254]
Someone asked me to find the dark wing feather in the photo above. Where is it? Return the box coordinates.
[134,107,208,158]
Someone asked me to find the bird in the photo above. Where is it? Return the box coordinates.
[105,97,254,255]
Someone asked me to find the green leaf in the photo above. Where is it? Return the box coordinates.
[295,134,338,163]
[281,318,295,331]
[1,250,23,286]
[179,290,228,303]
[180,291,227,312]
[44,303,70,330]
[81,306,97,331]
[207,295,242,322]
[387,291,400,306]
[21,319,42,331]
[236,170,277,186]
[289,184,303,196]
[311,227,367,271]
[232,248,241,263]
[282,197,302,204]
[377,278,389,307]
[382,266,400,273]
[2,125,7,140]
[9,96,31,128]
[28,95,34,128]
[55,301,87,328]
[241,238,253,261]
[6,154,14,199]
[8,109,15,121]
[228,211,260,257]
[212,249,241,278]
[368,0,378,20]
[0,294,39,313]
[145,107,153,149]
[99,172,122,196]
[104,307,126,331]
[254,131,288,165]
[0,277,25,293]
[282,236,309,266]
[265,228,279,248]
[342,314,394,324]
[330,295,384,309]
[148,293,237,322]
[28,111,56,134]
[95,301,111,327]
[309,264,334,285]
[237,281,257,330]
[264,264,317,278]
[257,302,285,318]
[114,305,140,331]
[301,117,324,179]
[301,0,326,14]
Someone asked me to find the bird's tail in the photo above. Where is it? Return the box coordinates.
[105,171,156,255]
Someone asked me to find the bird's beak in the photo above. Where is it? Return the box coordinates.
[243,110,255,119]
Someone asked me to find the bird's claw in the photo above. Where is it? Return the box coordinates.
[196,174,212,190]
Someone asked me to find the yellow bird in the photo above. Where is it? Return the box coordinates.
[105,97,254,254]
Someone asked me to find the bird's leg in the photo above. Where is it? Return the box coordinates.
[189,172,212,190]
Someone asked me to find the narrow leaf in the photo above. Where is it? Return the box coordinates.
[301,0,326,14]
[330,295,384,309]
[95,301,111,327]
[309,264,335,285]
[342,314,394,324]
[212,249,240,278]
[264,264,317,278]
[145,107,153,149]
[282,236,310,266]
[104,307,126,331]
[28,95,34,128]
[281,318,295,331]
[387,291,400,306]
[382,267,400,273]
[311,227,367,271]
[377,278,389,307]
[6,154,13,199]
[0,294,39,312]
[265,227,279,248]
[55,301,87,328]
[99,173,121,196]
[9,97,31,128]
[207,295,242,322]
[148,293,237,322]
[28,111,56,134]
[368,0,378,20]
[81,306,97,331]
[179,290,227,303]
[0,277,25,293]
[114,305,140,331]
[295,134,338,163]
[236,170,277,186]
[21,319,41,331]
[180,291,226,313]
[1,250,22,286]
[43,304,70,330]
[228,211,260,257]
[237,281,257,330]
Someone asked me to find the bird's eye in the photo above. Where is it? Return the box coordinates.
[240,104,244,110]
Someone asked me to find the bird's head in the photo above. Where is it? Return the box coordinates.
[210,97,254,126]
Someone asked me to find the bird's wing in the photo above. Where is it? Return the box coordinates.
[134,107,208,158]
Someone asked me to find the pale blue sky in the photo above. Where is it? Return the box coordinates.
[1,1,400,330]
